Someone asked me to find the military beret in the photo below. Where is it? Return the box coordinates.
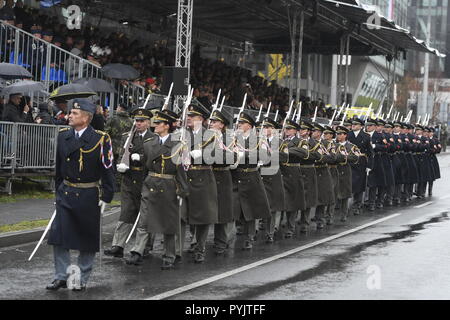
[131,108,152,120]
[238,112,256,127]
[209,109,229,126]
[72,98,96,114]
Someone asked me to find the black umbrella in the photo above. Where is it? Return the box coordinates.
[0,63,33,80]
[49,83,97,101]
[72,78,117,93]
[101,63,140,80]
[1,80,46,96]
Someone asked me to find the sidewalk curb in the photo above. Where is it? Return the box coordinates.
[0,207,120,248]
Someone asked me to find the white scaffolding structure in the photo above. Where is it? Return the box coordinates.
[174,0,193,111]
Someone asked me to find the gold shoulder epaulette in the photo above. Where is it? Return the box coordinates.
[59,127,70,132]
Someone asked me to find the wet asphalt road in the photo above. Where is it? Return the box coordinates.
[0,153,449,300]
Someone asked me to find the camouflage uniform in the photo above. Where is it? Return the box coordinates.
[105,111,133,189]
[105,111,133,162]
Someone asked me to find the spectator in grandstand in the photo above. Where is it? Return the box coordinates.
[1,93,29,123]
[52,98,68,125]
[0,0,15,20]
[34,102,53,124]
[42,30,53,43]
[91,104,105,131]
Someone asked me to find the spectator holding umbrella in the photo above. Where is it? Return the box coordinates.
[35,103,53,125]
[1,93,29,122]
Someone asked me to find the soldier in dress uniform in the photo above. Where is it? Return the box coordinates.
[375,119,396,207]
[104,108,155,264]
[365,118,387,211]
[298,120,321,233]
[260,117,285,242]
[391,120,409,205]
[46,98,115,291]
[208,109,236,254]
[347,118,374,215]
[403,124,420,202]
[279,119,307,238]
[231,112,271,249]
[322,125,343,225]
[142,110,190,270]
[311,123,336,229]
[334,126,360,221]
[414,124,431,199]
[427,127,441,196]
[185,104,219,263]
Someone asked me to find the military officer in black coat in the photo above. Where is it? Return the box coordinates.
[46,98,115,291]
[427,127,441,196]
[347,118,374,215]
[104,108,155,264]
[366,118,387,211]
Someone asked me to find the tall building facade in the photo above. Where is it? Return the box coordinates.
[407,0,449,77]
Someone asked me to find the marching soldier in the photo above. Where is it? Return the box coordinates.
[392,121,408,205]
[322,125,342,225]
[366,118,387,211]
[46,98,115,291]
[142,110,190,270]
[104,108,155,264]
[382,121,397,206]
[208,109,236,254]
[279,119,307,238]
[186,104,219,263]
[334,126,359,221]
[414,124,431,198]
[260,117,285,242]
[428,127,441,196]
[403,124,420,202]
[231,112,271,249]
[376,119,395,207]
[347,118,374,215]
[311,123,335,229]
[298,120,321,233]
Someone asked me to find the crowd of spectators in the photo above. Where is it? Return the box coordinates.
[0,0,334,125]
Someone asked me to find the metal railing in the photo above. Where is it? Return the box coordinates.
[0,21,145,108]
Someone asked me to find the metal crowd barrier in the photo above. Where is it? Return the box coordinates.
[0,21,145,109]
[0,121,65,194]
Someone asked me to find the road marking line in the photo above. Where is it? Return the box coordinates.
[146,213,401,300]
[414,201,433,208]
[439,195,450,200]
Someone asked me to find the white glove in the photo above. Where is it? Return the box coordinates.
[98,200,107,212]
[230,162,239,170]
[238,151,245,160]
[371,144,376,149]
[190,150,203,160]
[131,153,140,161]
[116,163,129,173]
[366,167,372,174]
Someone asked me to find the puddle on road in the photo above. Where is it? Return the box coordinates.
[232,212,450,299]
